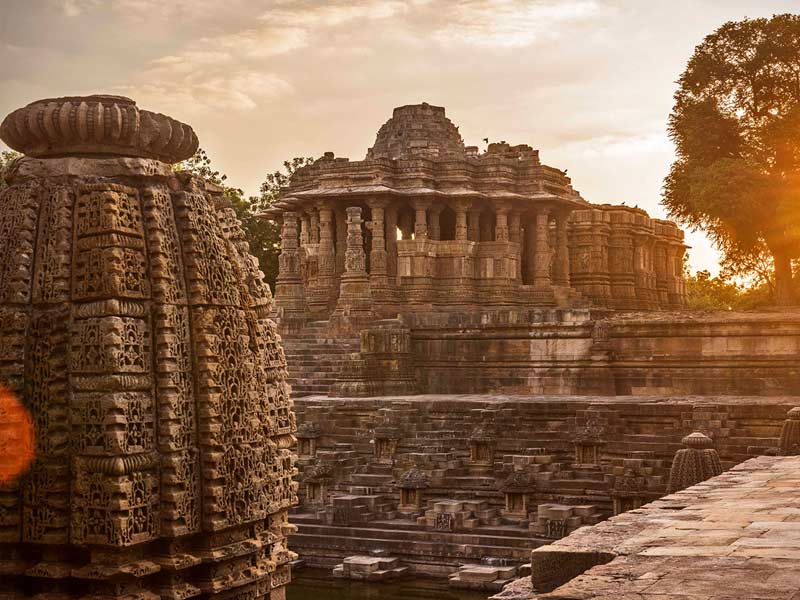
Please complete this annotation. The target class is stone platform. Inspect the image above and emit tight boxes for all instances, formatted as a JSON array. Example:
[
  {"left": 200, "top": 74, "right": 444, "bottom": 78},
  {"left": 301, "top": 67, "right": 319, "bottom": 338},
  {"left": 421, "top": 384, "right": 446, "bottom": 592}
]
[{"left": 494, "top": 455, "right": 800, "bottom": 599}]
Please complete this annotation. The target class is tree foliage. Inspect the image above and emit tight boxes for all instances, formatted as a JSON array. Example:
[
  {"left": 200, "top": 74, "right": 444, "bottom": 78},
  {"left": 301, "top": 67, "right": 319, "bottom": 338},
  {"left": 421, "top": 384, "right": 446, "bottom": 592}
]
[
  {"left": 663, "top": 14, "right": 800, "bottom": 305},
  {"left": 685, "top": 269, "right": 782, "bottom": 310},
  {"left": 175, "top": 149, "right": 313, "bottom": 292},
  {"left": 0, "top": 150, "right": 21, "bottom": 190}
]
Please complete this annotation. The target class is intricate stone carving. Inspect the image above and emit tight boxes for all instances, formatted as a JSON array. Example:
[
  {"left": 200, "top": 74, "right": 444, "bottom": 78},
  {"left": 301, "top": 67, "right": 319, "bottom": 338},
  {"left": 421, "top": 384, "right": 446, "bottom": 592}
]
[
  {"left": 0, "top": 95, "right": 296, "bottom": 599},
  {"left": 0, "top": 95, "right": 198, "bottom": 163},
  {"left": 667, "top": 432, "right": 723, "bottom": 493}
]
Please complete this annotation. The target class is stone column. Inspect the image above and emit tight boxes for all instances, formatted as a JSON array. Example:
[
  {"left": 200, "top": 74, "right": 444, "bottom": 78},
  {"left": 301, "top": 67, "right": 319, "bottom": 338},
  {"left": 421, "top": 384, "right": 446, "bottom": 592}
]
[
  {"left": 455, "top": 203, "right": 469, "bottom": 241},
  {"left": 429, "top": 205, "right": 444, "bottom": 241},
  {"left": 533, "top": 208, "right": 554, "bottom": 303},
  {"left": 333, "top": 206, "right": 373, "bottom": 320},
  {"left": 413, "top": 200, "right": 429, "bottom": 240},
  {"left": 335, "top": 206, "right": 347, "bottom": 275},
  {"left": 494, "top": 206, "right": 509, "bottom": 242},
  {"left": 367, "top": 198, "right": 390, "bottom": 302},
  {"left": 300, "top": 213, "right": 310, "bottom": 246},
  {"left": 386, "top": 205, "right": 398, "bottom": 282},
  {"left": 309, "top": 203, "right": 336, "bottom": 313},
  {"left": 275, "top": 211, "right": 307, "bottom": 320},
  {"left": 467, "top": 208, "right": 481, "bottom": 242},
  {"left": 309, "top": 208, "right": 320, "bottom": 243},
  {"left": 553, "top": 211, "right": 570, "bottom": 286},
  {"left": 509, "top": 211, "right": 521, "bottom": 243}
]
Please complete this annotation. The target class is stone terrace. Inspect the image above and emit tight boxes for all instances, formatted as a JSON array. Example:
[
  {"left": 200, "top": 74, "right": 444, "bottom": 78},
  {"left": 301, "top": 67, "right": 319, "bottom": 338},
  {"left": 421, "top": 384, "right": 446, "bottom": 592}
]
[{"left": 494, "top": 455, "right": 800, "bottom": 599}]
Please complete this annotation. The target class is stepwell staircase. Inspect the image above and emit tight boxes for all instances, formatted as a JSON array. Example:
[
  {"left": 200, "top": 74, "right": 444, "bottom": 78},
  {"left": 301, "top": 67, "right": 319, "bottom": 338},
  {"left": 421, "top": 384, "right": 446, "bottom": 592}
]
[{"left": 281, "top": 320, "right": 360, "bottom": 397}]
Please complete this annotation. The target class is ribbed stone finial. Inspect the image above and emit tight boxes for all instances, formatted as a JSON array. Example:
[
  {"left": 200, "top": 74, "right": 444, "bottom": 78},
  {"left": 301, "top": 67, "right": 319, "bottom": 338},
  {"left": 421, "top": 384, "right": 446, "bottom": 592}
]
[
  {"left": 667, "top": 432, "right": 722, "bottom": 493},
  {"left": 0, "top": 95, "right": 199, "bottom": 163},
  {"left": 778, "top": 407, "right": 800, "bottom": 455}
]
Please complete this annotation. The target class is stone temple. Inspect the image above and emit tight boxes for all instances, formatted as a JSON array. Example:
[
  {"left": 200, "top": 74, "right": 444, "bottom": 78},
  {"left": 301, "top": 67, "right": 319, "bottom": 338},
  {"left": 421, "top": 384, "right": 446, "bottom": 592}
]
[
  {"left": 266, "top": 102, "right": 687, "bottom": 324},
  {"left": 0, "top": 96, "right": 297, "bottom": 599},
  {"left": 261, "top": 103, "right": 800, "bottom": 594}
]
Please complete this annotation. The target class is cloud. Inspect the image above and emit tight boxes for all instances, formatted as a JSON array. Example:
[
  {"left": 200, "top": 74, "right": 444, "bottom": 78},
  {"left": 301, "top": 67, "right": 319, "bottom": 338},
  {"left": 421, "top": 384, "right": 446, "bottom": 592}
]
[
  {"left": 431, "top": 0, "right": 604, "bottom": 47},
  {"left": 50, "top": 0, "right": 100, "bottom": 17}
]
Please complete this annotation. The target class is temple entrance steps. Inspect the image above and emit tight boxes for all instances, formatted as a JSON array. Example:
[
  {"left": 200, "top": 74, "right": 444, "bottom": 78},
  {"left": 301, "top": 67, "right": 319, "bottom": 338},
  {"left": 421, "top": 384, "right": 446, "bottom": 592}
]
[
  {"left": 281, "top": 320, "right": 360, "bottom": 397},
  {"left": 288, "top": 520, "right": 549, "bottom": 575}
]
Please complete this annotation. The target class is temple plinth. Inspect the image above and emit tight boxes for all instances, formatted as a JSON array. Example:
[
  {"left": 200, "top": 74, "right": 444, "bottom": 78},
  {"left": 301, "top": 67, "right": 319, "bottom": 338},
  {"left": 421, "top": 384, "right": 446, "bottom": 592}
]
[{"left": 265, "top": 103, "right": 687, "bottom": 321}]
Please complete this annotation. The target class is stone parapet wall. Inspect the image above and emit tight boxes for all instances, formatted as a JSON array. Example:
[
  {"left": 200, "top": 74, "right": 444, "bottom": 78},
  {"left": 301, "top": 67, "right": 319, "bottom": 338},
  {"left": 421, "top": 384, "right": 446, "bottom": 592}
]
[{"left": 409, "top": 309, "right": 800, "bottom": 396}]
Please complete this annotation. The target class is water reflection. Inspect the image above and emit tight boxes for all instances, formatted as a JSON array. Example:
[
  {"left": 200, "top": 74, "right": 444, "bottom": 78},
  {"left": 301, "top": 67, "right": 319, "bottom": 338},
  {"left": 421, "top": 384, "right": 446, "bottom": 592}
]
[{"left": 288, "top": 568, "right": 490, "bottom": 600}]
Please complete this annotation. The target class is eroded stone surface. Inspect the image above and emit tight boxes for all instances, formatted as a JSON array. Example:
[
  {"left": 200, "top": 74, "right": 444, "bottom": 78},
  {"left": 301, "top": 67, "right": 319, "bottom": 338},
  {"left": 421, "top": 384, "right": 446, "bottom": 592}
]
[{"left": 496, "top": 455, "right": 800, "bottom": 599}]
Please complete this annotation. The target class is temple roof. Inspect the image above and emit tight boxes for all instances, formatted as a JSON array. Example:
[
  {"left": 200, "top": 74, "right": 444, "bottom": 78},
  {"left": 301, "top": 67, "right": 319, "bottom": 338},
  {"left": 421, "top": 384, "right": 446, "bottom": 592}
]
[{"left": 366, "top": 103, "right": 465, "bottom": 160}]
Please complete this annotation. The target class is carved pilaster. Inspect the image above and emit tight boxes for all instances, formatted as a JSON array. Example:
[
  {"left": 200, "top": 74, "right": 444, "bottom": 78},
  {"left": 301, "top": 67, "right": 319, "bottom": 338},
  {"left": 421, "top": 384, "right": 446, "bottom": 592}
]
[
  {"left": 275, "top": 211, "right": 306, "bottom": 320},
  {"left": 533, "top": 208, "right": 555, "bottom": 303},
  {"left": 554, "top": 211, "right": 570, "bottom": 287},
  {"left": 333, "top": 206, "right": 373, "bottom": 321},
  {"left": 367, "top": 199, "right": 390, "bottom": 303}
]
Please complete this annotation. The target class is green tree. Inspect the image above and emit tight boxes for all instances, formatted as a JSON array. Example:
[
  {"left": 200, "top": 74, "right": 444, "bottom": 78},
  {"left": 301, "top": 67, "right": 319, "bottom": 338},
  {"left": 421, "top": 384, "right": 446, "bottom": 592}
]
[
  {"left": 685, "top": 270, "right": 743, "bottom": 310},
  {"left": 663, "top": 14, "right": 800, "bottom": 305},
  {"left": 175, "top": 149, "right": 313, "bottom": 291},
  {"left": 0, "top": 150, "right": 21, "bottom": 190}
]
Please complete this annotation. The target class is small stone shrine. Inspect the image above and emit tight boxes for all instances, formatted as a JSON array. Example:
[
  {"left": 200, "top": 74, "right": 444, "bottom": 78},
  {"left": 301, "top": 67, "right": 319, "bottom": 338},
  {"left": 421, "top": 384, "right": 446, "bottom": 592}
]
[{"left": 0, "top": 95, "right": 297, "bottom": 599}]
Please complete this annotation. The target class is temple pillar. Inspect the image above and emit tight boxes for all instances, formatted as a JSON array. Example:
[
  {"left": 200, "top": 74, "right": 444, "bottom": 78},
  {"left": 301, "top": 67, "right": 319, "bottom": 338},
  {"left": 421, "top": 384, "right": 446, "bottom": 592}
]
[
  {"left": 554, "top": 211, "right": 570, "bottom": 287},
  {"left": 533, "top": 208, "right": 554, "bottom": 303},
  {"left": 367, "top": 198, "right": 390, "bottom": 303},
  {"left": 509, "top": 211, "right": 521, "bottom": 243},
  {"left": 494, "top": 206, "right": 509, "bottom": 242},
  {"left": 275, "top": 211, "right": 307, "bottom": 320},
  {"left": 386, "top": 204, "right": 398, "bottom": 282},
  {"left": 309, "top": 208, "right": 320, "bottom": 243},
  {"left": 510, "top": 211, "right": 522, "bottom": 280},
  {"left": 413, "top": 200, "right": 429, "bottom": 240},
  {"left": 333, "top": 206, "right": 373, "bottom": 321},
  {"left": 300, "top": 213, "right": 310, "bottom": 246},
  {"left": 309, "top": 203, "right": 336, "bottom": 313},
  {"left": 467, "top": 208, "right": 481, "bottom": 242},
  {"left": 429, "top": 205, "right": 444, "bottom": 241},
  {"left": 335, "top": 206, "right": 347, "bottom": 275},
  {"left": 455, "top": 201, "right": 469, "bottom": 241}
]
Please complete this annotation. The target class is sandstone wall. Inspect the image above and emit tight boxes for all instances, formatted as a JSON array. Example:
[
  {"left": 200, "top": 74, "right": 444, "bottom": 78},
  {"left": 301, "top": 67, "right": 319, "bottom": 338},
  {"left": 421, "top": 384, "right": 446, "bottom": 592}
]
[{"left": 409, "top": 310, "right": 800, "bottom": 396}]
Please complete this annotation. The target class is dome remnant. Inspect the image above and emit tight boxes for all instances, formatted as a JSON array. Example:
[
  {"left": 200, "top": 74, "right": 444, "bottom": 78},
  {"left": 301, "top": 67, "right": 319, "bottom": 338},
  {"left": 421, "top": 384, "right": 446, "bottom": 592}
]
[
  {"left": 366, "top": 102, "right": 465, "bottom": 160},
  {"left": 0, "top": 96, "right": 296, "bottom": 599}
]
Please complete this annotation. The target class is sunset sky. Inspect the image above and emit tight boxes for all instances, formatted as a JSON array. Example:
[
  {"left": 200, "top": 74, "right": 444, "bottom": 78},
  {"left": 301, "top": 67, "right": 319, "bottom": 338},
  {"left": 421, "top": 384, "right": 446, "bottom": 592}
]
[{"left": 2, "top": 0, "right": 797, "bottom": 274}]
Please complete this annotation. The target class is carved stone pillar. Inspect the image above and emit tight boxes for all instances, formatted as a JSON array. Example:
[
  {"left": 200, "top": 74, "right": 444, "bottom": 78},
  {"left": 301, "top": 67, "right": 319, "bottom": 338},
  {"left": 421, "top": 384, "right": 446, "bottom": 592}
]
[
  {"left": 413, "top": 200, "right": 429, "bottom": 240},
  {"left": 455, "top": 201, "right": 469, "bottom": 241},
  {"left": 300, "top": 213, "right": 310, "bottom": 246},
  {"left": 385, "top": 205, "right": 398, "bottom": 282},
  {"left": 367, "top": 198, "right": 390, "bottom": 302},
  {"left": 310, "top": 203, "right": 336, "bottom": 313},
  {"left": 494, "top": 207, "right": 509, "bottom": 242},
  {"left": 429, "top": 205, "right": 444, "bottom": 241},
  {"left": 533, "top": 208, "right": 554, "bottom": 303},
  {"left": 275, "top": 211, "right": 306, "bottom": 319},
  {"left": 509, "top": 211, "right": 521, "bottom": 243},
  {"left": 554, "top": 211, "right": 570, "bottom": 286},
  {"left": 510, "top": 211, "right": 522, "bottom": 280},
  {"left": 335, "top": 206, "right": 347, "bottom": 276},
  {"left": 309, "top": 208, "right": 320, "bottom": 243},
  {"left": 467, "top": 208, "right": 481, "bottom": 242},
  {"left": 333, "top": 206, "right": 373, "bottom": 320}
]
